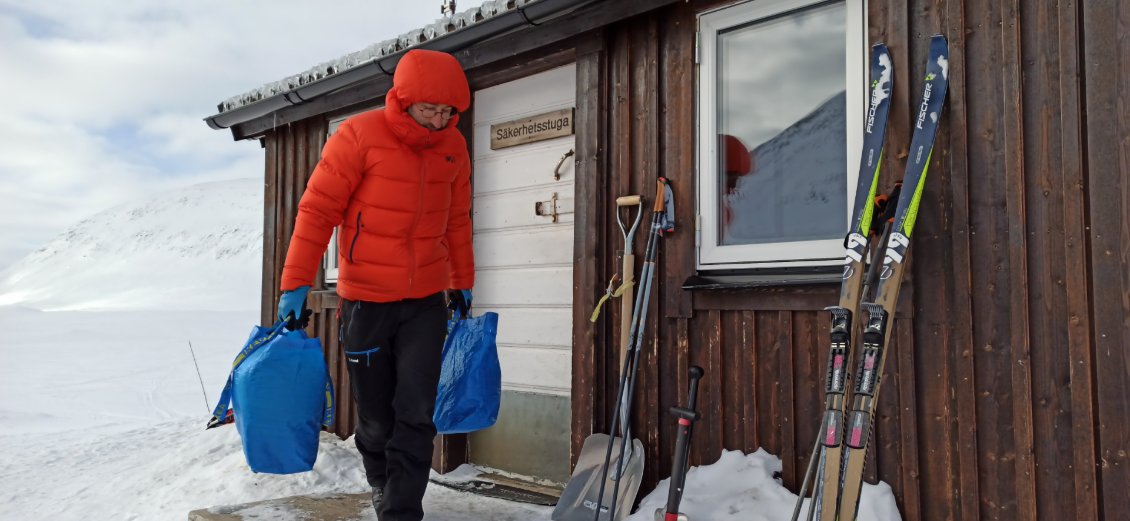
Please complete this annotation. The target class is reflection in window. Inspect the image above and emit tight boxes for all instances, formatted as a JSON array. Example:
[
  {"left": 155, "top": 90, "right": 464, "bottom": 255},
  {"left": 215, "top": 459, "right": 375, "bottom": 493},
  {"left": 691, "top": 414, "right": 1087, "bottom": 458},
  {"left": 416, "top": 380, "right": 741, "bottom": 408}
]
[{"left": 717, "top": 2, "right": 847, "bottom": 246}]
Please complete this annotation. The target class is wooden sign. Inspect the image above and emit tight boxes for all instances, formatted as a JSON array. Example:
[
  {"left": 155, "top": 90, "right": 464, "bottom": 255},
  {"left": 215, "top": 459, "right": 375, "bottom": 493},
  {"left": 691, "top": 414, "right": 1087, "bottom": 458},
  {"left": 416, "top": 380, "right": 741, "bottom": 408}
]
[{"left": 490, "top": 108, "right": 575, "bottom": 150}]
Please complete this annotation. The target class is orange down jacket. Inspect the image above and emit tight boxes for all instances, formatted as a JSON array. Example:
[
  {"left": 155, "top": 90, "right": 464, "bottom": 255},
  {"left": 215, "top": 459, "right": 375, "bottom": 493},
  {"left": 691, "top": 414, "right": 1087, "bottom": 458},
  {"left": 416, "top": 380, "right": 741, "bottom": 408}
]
[{"left": 280, "top": 49, "right": 474, "bottom": 302}]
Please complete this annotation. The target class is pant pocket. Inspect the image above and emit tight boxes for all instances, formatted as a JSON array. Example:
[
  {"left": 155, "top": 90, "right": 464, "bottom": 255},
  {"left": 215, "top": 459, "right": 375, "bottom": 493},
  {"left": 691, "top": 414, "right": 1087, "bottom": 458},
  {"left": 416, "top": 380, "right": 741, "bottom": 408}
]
[{"left": 344, "top": 346, "right": 381, "bottom": 367}]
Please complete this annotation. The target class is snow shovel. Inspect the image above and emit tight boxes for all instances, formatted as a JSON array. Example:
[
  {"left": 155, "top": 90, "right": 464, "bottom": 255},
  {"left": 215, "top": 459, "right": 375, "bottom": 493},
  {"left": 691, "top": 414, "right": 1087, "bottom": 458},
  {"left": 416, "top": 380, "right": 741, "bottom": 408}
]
[
  {"left": 553, "top": 180, "right": 674, "bottom": 521},
  {"left": 554, "top": 195, "right": 645, "bottom": 521},
  {"left": 613, "top": 195, "right": 643, "bottom": 440},
  {"left": 654, "top": 366, "right": 704, "bottom": 521}
]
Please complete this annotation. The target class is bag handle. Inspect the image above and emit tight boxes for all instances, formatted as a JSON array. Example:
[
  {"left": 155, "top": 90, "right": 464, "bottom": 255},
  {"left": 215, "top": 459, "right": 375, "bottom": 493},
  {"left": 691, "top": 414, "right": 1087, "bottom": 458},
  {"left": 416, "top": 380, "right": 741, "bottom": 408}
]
[
  {"left": 205, "top": 321, "right": 336, "bottom": 431},
  {"left": 321, "top": 368, "right": 336, "bottom": 430},
  {"left": 206, "top": 321, "right": 288, "bottom": 429}
]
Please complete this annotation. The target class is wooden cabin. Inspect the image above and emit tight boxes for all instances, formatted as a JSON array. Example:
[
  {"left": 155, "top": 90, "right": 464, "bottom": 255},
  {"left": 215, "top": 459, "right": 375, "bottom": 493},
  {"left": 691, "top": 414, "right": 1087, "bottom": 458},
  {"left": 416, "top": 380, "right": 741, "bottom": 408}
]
[{"left": 206, "top": 0, "right": 1129, "bottom": 519}]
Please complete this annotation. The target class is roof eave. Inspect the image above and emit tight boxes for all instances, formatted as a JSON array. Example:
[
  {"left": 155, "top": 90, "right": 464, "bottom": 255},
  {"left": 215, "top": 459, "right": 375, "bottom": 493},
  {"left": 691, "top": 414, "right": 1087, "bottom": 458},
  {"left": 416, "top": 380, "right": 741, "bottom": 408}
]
[{"left": 204, "top": 0, "right": 598, "bottom": 132}]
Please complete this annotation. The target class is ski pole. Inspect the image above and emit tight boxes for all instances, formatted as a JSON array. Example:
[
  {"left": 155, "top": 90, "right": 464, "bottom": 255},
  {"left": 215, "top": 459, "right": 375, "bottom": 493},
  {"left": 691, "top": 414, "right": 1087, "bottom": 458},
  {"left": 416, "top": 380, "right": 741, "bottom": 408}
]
[
  {"left": 595, "top": 179, "right": 670, "bottom": 521},
  {"left": 790, "top": 431, "right": 822, "bottom": 521}
]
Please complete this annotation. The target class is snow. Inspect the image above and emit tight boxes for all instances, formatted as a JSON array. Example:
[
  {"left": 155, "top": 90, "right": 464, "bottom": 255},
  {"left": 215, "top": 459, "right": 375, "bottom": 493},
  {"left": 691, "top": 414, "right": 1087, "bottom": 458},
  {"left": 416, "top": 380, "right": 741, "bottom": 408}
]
[
  {"left": 0, "top": 180, "right": 902, "bottom": 521},
  {"left": 0, "top": 179, "right": 263, "bottom": 312},
  {"left": 219, "top": 0, "right": 532, "bottom": 113},
  {"left": 627, "top": 450, "right": 899, "bottom": 521}
]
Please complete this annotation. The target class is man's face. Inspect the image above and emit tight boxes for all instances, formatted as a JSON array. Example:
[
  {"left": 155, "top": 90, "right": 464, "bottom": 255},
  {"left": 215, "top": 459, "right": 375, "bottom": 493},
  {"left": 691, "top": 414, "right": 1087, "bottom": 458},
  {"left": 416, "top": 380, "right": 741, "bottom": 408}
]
[{"left": 408, "top": 102, "right": 456, "bottom": 131}]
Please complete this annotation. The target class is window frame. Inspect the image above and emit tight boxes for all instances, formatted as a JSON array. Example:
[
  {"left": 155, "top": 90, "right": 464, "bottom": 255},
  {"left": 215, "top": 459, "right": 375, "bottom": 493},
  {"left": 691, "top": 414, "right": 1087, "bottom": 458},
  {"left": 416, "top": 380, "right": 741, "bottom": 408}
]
[{"left": 695, "top": 0, "right": 868, "bottom": 271}]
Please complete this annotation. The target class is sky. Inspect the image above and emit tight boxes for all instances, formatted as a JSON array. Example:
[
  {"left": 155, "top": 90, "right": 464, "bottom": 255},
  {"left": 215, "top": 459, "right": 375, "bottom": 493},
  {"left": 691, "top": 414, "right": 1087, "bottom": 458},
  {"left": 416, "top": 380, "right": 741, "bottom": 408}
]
[{"left": 0, "top": 0, "right": 487, "bottom": 271}]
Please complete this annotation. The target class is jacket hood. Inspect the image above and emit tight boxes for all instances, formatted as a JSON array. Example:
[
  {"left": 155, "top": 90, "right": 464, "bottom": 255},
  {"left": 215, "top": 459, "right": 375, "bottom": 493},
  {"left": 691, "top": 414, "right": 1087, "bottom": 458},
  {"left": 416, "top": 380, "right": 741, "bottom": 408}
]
[{"left": 391, "top": 49, "right": 471, "bottom": 111}]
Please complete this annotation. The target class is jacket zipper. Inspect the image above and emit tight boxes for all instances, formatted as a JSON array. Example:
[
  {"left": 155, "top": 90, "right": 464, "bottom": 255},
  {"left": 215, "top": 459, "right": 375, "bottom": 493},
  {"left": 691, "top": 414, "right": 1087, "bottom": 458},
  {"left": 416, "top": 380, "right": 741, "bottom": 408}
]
[
  {"left": 348, "top": 211, "right": 362, "bottom": 263},
  {"left": 408, "top": 142, "right": 428, "bottom": 293}
]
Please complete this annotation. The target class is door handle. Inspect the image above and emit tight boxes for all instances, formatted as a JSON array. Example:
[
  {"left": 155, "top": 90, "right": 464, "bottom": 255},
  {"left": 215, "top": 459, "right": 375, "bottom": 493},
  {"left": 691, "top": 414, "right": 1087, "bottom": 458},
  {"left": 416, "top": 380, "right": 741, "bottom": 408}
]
[{"left": 554, "top": 148, "right": 575, "bottom": 181}]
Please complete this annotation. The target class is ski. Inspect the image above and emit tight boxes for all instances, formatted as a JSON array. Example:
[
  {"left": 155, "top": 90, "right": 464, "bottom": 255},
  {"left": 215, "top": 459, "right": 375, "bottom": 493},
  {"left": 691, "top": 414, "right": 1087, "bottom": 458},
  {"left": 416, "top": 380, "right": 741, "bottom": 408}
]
[
  {"left": 791, "top": 41, "right": 895, "bottom": 521},
  {"left": 835, "top": 34, "right": 950, "bottom": 521}
]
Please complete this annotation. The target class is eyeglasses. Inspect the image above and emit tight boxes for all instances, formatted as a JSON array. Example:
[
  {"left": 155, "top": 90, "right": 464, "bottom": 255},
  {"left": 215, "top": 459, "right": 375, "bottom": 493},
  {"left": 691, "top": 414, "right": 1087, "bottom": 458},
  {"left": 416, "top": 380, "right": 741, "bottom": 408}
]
[{"left": 414, "top": 104, "right": 457, "bottom": 119}]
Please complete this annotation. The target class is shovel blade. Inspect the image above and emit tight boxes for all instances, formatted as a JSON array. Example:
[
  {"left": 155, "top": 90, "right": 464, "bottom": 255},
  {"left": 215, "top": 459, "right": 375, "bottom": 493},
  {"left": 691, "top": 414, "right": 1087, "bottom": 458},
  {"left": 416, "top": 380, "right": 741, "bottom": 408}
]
[{"left": 551, "top": 434, "right": 645, "bottom": 521}]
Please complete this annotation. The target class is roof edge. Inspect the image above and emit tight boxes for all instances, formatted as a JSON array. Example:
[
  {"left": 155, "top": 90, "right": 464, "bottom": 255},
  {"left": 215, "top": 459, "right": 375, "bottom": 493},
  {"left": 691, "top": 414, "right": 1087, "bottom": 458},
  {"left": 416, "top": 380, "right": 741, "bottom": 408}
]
[{"left": 204, "top": 0, "right": 595, "bottom": 131}]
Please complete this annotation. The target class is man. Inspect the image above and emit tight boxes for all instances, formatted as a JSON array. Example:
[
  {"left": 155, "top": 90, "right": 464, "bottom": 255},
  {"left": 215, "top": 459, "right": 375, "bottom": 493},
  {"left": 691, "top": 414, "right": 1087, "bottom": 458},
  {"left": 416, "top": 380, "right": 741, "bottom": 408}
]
[{"left": 275, "top": 49, "right": 475, "bottom": 521}]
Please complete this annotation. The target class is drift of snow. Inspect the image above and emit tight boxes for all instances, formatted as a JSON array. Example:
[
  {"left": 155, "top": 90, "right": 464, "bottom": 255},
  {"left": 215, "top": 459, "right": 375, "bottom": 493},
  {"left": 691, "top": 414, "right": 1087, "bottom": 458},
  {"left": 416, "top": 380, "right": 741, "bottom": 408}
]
[
  {"left": 628, "top": 449, "right": 899, "bottom": 521},
  {"left": 0, "top": 179, "right": 901, "bottom": 521}
]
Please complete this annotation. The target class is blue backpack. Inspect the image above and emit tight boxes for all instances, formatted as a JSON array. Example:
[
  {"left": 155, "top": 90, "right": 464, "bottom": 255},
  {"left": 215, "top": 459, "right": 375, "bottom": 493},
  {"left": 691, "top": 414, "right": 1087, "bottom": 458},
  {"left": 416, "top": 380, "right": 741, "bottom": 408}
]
[{"left": 208, "top": 322, "right": 334, "bottom": 474}]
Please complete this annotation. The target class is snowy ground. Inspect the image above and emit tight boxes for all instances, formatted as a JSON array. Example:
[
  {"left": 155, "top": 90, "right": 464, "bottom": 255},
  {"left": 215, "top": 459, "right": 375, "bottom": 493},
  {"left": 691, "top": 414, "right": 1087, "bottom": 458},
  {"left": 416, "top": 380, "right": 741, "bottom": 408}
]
[
  {"left": 0, "top": 308, "right": 554, "bottom": 521},
  {"left": 0, "top": 181, "right": 902, "bottom": 521},
  {"left": 0, "top": 307, "right": 901, "bottom": 521}
]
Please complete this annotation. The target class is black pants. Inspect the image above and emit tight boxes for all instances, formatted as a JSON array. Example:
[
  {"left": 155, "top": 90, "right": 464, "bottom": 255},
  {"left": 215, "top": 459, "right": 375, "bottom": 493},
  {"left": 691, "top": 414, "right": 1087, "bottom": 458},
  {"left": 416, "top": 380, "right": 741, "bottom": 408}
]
[{"left": 339, "top": 293, "right": 446, "bottom": 521}]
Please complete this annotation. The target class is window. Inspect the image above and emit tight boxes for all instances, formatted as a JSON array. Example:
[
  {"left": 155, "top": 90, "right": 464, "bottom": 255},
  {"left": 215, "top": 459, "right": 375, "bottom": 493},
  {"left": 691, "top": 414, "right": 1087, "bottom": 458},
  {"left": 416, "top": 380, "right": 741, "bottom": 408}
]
[
  {"left": 697, "top": 0, "right": 866, "bottom": 270},
  {"left": 322, "top": 108, "right": 378, "bottom": 284}
]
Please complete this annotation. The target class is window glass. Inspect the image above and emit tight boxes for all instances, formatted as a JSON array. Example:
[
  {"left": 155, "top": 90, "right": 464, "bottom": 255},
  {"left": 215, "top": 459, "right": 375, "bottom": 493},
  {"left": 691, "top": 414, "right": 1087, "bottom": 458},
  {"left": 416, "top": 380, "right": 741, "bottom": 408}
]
[{"left": 716, "top": 2, "right": 848, "bottom": 247}]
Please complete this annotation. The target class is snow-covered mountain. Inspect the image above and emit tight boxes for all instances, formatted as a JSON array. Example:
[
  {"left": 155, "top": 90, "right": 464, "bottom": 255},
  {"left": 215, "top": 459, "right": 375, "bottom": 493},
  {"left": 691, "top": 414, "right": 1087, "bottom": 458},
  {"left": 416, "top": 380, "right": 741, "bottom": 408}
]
[
  {"left": 724, "top": 91, "right": 848, "bottom": 245},
  {"left": 0, "top": 178, "right": 263, "bottom": 311}
]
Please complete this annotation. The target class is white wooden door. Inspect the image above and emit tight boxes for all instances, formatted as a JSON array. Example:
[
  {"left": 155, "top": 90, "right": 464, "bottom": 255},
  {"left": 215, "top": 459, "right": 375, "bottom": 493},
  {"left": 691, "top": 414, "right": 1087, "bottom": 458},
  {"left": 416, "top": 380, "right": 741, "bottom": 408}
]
[{"left": 470, "top": 64, "right": 576, "bottom": 483}]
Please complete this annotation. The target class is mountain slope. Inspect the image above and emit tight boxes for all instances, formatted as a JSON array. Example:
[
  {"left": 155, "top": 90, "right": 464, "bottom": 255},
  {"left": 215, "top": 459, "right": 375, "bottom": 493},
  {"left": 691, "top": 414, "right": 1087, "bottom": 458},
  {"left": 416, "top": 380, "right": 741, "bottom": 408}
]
[
  {"left": 0, "top": 178, "right": 264, "bottom": 311},
  {"left": 724, "top": 91, "right": 848, "bottom": 245}
]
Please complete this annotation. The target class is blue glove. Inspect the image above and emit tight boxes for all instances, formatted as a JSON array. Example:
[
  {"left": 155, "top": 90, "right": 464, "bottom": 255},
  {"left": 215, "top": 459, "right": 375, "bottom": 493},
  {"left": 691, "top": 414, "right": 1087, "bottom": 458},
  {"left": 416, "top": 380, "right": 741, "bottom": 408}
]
[
  {"left": 278, "top": 285, "right": 310, "bottom": 322},
  {"left": 446, "top": 289, "right": 472, "bottom": 317}
]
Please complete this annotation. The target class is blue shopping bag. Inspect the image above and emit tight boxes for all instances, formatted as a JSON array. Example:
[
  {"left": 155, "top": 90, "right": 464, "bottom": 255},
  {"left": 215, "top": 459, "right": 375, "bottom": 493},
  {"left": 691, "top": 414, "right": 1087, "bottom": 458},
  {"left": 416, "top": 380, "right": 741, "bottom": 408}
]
[
  {"left": 434, "top": 310, "right": 501, "bottom": 434},
  {"left": 207, "top": 321, "right": 335, "bottom": 474}
]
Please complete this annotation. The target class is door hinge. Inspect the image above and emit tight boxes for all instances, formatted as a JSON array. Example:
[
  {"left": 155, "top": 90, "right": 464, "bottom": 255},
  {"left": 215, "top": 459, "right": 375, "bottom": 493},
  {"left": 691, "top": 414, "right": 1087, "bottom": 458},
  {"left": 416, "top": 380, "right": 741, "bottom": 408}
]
[
  {"left": 694, "top": 30, "right": 701, "bottom": 64},
  {"left": 695, "top": 214, "right": 702, "bottom": 248}
]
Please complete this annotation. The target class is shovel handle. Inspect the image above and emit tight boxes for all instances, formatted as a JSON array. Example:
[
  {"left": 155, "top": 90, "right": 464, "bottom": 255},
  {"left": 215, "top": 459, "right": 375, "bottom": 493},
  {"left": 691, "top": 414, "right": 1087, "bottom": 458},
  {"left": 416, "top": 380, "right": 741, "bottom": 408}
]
[{"left": 617, "top": 195, "right": 642, "bottom": 206}]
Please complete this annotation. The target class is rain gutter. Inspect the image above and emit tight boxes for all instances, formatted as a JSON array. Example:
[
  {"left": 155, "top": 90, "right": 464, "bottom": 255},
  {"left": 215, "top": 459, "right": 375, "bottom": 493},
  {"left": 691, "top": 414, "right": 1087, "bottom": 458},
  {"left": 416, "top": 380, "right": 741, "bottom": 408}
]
[{"left": 204, "top": 0, "right": 598, "bottom": 131}]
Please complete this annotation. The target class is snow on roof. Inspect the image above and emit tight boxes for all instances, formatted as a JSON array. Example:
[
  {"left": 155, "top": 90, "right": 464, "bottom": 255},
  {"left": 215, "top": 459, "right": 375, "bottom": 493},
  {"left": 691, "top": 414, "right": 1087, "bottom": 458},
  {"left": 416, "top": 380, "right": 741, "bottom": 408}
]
[{"left": 218, "top": 0, "right": 530, "bottom": 113}]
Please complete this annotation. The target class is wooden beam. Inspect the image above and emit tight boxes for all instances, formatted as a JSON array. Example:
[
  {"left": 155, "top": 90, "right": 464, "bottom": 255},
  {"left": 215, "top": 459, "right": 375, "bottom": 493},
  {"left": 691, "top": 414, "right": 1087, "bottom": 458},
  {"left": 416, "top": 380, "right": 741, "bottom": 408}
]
[
  {"left": 1055, "top": 0, "right": 1099, "bottom": 519},
  {"left": 570, "top": 38, "right": 609, "bottom": 467},
  {"left": 1081, "top": 1, "right": 1130, "bottom": 519}
]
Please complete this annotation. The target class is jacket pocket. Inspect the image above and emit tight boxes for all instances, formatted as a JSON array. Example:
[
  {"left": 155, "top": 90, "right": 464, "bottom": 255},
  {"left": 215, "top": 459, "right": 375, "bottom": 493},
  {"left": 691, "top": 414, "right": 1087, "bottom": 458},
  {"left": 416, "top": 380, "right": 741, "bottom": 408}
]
[{"left": 347, "top": 211, "right": 362, "bottom": 264}]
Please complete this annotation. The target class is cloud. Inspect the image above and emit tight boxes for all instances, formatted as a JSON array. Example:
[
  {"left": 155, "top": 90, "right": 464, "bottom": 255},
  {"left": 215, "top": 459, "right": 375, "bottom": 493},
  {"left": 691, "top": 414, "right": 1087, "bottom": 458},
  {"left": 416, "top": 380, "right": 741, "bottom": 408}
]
[
  {"left": 717, "top": 1, "right": 847, "bottom": 148},
  {"left": 0, "top": 0, "right": 479, "bottom": 269}
]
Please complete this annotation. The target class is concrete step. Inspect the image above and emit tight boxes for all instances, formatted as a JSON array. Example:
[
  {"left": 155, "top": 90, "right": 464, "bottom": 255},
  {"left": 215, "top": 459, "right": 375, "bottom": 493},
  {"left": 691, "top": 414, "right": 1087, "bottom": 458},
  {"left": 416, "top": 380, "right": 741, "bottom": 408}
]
[
  {"left": 188, "top": 469, "right": 561, "bottom": 520},
  {"left": 188, "top": 492, "right": 372, "bottom": 521}
]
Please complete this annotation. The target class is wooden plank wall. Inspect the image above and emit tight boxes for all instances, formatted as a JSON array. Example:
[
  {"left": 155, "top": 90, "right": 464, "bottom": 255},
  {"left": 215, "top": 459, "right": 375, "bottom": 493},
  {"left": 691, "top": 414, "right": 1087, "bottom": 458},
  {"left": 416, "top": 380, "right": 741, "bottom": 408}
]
[
  {"left": 253, "top": 0, "right": 1128, "bottom": 518},
  {"left": 261, "top": 118, "right": 363, "bottom": 439},
  {"left": 1080, "top": 1, "right": 1130, "bottom": 520},
  {"left": 579, "top": 1, "right": 1129, "bottom": 520}
]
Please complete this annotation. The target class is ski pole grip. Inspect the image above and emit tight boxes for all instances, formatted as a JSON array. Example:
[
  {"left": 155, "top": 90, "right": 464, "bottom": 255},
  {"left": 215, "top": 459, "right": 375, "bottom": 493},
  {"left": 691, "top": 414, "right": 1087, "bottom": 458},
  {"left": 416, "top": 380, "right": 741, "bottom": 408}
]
[
  {"left": 653, "top": 178, "right": 668, "bottom": 212},
  {"left": 669, "top": 406, "right": 700, "bottom": 422},
  {"left": 616, "top": 195, "right": 641, "bottom": 206}
]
